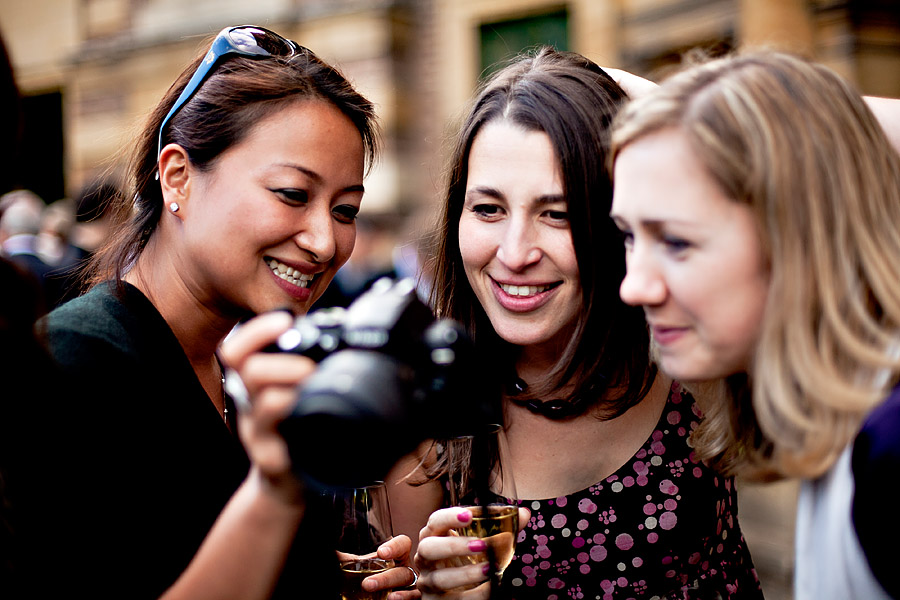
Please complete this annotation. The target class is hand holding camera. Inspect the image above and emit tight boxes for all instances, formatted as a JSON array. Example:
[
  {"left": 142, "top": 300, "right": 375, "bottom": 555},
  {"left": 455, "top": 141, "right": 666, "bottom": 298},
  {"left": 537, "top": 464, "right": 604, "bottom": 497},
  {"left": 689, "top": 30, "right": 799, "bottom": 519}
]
[{"left": 269, "top": 277, "right": 500, "bottom": 490}]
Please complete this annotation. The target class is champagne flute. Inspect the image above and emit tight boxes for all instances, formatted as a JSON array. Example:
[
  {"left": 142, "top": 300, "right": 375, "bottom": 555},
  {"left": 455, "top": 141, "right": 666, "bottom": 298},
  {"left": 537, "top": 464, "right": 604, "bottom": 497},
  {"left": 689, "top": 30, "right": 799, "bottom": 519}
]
[
  {"left": 326, "top": 481, "right": 395, "bottom": 600},
  {"left": 445, "top": 424, "right": 519, "bottom": 583}
]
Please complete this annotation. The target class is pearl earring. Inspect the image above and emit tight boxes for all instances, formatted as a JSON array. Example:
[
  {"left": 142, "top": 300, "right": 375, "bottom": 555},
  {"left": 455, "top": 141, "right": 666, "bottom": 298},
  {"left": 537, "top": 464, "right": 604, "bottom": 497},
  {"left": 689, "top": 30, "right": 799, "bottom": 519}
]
[{"left": 169, "top": 202, "right": 180, "bottom": 213}]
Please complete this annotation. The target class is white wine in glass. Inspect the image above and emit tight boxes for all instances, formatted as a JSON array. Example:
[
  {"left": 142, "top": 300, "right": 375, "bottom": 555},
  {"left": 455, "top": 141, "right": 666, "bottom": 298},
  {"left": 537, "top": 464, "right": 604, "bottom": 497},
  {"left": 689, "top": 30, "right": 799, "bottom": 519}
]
[
  {"left": 326, "top": 482, "right": 395, "bottom": 600},
  {"left": 446, "top": 424, "right": 519, "bottom": 581},
  {"left": 339, "top": 558, "right": 393, "bottom": 600},
  {"left": 456, "top": 504, "right": 518, "bottom": 577}
]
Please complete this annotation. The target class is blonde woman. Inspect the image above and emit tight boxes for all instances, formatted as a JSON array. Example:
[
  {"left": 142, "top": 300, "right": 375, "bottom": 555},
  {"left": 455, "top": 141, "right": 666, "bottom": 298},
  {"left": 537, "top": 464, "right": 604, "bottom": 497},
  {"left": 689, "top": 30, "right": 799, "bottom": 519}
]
[{"left": 609, "top": 50, "right": 900, "bottom": 599}]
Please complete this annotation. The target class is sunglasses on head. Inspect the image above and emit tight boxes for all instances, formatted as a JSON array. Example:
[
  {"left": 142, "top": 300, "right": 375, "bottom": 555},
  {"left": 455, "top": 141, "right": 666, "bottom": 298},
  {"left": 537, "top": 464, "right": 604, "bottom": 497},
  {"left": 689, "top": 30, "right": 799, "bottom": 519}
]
[{"left": 157, "top": 25, "right": 305, "bottom": 159}]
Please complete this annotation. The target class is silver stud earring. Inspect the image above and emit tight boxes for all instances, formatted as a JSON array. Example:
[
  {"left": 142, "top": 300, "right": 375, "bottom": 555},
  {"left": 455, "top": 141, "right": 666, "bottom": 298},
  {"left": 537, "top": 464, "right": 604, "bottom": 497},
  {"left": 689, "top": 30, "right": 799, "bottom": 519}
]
[{"left": 169, "top": 202, "right": 180, "bottom": 213}]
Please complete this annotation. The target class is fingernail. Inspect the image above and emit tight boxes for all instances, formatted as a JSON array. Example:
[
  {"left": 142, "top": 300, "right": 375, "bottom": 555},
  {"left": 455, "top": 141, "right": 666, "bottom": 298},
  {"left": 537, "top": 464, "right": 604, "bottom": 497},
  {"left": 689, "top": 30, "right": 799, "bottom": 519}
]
[
  {"left": 482, "top": 564, "right": 491, "bottom": 575},
  {"left": 468, "top": 539, "right": 487, "bottom": 552},
  {"left": 457, "top": 509, "right": 472, "bottom": 523}
]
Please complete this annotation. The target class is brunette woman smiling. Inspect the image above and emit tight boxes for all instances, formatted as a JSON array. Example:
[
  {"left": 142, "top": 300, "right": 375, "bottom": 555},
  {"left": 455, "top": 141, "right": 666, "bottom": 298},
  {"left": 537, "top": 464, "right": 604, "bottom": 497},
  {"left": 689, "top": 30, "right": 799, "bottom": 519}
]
[{"left": 36, "top": 25, "right": 414, "bottom": 600}]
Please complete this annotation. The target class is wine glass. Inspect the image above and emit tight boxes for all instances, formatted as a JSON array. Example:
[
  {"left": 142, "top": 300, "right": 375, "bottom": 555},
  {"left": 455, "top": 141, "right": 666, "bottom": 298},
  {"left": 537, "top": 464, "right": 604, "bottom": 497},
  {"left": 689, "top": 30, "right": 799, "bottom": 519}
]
[
  {"left": 326, "top": 481, "right": 395, "bottom": 600},
  {"left": 445, "top": 424, "right": 519, "bottom": 584}
]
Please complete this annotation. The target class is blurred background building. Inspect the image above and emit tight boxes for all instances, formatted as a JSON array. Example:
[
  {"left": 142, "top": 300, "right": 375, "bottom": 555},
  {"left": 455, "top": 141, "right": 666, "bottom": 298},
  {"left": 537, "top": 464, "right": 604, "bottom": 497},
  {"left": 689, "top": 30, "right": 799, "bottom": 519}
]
[{"left": 2, "top": 1, "right": 899, "bottom": 596}]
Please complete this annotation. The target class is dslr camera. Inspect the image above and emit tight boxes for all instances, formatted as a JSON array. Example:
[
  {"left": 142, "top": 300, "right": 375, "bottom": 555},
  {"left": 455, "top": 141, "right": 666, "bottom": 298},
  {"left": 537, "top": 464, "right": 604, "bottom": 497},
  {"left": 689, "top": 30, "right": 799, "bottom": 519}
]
[{"left": 272, "top": 277, "right": 499, "bottom": 489}]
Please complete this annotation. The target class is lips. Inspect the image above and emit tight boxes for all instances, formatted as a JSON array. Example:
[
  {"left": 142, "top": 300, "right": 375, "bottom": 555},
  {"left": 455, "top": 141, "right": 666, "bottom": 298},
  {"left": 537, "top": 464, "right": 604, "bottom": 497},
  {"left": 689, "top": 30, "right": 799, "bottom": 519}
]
[
  {"left": 497, "top": 282, "right": 553, "bottom": 297},
  {"left": 650, "top": 324, "right": 689, "bottom": 346},
  {"left": 266, "top": 257, "right": 315, "bottom": 288},
  {"left": 491, "top": 278, "right": 560, "bottom": 312},
  {"left": 266, "top": 257, "right": 318, "bottom": 301}
]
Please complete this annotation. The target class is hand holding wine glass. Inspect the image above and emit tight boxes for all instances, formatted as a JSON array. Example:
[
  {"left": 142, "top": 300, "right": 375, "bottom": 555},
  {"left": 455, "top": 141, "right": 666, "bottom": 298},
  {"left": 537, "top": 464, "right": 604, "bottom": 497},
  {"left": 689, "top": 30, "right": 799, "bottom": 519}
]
[
  {"left": 445, "top": 425, "right": 519, "bottom": 583},
  {"left": 414, "top": 425, "right": 530, "bottom": 597},
  {"left": 326, "top": 482, "right": 418, "bottom": 600}
]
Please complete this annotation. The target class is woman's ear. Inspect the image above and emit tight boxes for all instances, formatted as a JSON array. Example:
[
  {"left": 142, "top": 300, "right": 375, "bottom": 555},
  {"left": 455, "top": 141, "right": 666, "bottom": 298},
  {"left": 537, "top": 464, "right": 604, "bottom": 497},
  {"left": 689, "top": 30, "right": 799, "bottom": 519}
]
[{"left": 158, "top": 143, "right": 191, "bottom": 216}]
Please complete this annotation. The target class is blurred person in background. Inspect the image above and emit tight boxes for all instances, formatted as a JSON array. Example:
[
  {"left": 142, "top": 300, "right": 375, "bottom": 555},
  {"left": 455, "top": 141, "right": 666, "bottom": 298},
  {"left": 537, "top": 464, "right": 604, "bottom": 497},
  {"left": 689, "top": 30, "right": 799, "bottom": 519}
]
[
  {"left": 0, "top": 189, "right": 54, "bottom": 308},
  {"left": 314, "top": 211, "right": 400, "bottom": 308},
  {"left": 70, "top": 175, "right": 121, "bottom": 259},
  {"left": 36, "top": 197, "right": 86, "bottom": 307}
]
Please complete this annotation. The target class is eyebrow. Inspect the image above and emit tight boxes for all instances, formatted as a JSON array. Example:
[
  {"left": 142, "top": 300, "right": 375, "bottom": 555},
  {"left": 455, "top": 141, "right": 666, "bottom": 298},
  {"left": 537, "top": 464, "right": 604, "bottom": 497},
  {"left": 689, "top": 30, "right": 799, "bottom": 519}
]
[
  {"left": 276, "top": 162, "right": 365, "bottom": 194},
  {"left": 465, "top": 185, "right": 565, "bottom": 204},
  {"left": 610, "top": 214, "right": 698, "bottom": 232}
]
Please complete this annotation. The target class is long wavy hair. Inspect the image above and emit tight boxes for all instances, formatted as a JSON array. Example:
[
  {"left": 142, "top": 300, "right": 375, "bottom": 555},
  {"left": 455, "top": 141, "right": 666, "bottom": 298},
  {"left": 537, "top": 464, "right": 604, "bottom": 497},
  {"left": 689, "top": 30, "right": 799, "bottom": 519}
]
[
  {"left": 428, "top": 46, "right": 656, "bottom": 420},
  {"left": 612, "top": 50, "right": 900, "bottom": 478},
  {"left": 82, "top": 29, "right": 378, "bottom": 291}
]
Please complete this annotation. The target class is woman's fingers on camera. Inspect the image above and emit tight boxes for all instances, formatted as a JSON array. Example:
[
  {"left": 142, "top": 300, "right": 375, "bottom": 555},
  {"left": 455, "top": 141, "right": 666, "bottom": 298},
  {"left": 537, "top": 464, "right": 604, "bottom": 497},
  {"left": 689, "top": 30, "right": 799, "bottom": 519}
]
[
  {"left": 239, "top": 352, "right": 315, "bottom": 400},
  {"left": 220, "top": 311, "right": 293, "bottom": 369}
]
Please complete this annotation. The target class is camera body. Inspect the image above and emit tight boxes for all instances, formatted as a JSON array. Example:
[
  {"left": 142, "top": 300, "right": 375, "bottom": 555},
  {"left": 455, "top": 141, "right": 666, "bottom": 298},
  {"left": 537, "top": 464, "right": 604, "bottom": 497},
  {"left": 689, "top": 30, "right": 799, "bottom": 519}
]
[{"left": 274, "top": 278, "right": 499, "bottom": 489}]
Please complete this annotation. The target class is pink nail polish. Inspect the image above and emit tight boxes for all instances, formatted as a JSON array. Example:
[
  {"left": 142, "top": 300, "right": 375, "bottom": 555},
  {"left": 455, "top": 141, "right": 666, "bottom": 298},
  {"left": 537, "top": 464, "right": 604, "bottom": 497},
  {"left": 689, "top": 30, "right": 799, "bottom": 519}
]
[
  {"left": 457, "top": 509, "right": 472, "bottom": 523},
  {"left": 468, "top": 539, "right": 487, "bottom": 552},
  {"left": 482, "top": 564, "right": 491, "bottom": 575}
]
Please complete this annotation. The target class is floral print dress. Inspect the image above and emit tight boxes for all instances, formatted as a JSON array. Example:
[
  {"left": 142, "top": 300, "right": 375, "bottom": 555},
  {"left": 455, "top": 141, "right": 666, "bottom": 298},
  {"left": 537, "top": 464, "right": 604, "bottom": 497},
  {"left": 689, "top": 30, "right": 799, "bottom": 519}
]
[{"left": 499, "top": 382, "right": 763, "bottom": 600}]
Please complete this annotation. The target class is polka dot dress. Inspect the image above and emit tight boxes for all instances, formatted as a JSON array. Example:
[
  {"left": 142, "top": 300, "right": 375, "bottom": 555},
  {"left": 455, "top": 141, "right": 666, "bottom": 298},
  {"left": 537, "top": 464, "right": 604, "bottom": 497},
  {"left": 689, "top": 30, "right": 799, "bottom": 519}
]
[{"left": 499, "top": 382, "right": 763, "bottom": 599}]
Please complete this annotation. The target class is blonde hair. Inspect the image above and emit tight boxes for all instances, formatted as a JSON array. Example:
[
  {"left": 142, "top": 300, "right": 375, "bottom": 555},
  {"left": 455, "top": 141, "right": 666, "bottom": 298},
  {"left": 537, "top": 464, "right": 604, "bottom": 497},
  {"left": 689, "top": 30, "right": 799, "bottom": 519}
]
[{"left": 612, "top": 50, "right": 900, "bottom": 479}]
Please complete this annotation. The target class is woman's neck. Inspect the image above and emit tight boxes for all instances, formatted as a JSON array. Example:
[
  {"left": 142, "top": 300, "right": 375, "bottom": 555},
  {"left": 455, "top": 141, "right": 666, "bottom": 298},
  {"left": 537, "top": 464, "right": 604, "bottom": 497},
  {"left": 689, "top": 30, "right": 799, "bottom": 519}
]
[
  {"left": 514, "top": 344, "right": 565, "bottom": 384},
  {"left": 124, "top": 243, "right": 238, "bottom": 415},
  {"left": 504, "top": 371, "right": 672, "bottom": 499}
]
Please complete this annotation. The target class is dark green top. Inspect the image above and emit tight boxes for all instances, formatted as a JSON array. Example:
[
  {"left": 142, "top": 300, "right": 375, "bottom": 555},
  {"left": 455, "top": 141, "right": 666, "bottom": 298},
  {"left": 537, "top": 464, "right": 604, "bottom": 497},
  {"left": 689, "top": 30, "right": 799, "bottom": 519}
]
[{"left": 40, "top": 281, "right": 251, "bottom": 598}]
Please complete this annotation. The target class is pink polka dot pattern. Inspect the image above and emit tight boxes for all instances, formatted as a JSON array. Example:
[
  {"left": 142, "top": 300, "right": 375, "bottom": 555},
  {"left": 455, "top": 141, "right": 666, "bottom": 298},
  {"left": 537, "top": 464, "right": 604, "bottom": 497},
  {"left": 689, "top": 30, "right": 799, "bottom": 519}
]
[{"left": 499, "top": 382, "right": 762, "bottom": 599}]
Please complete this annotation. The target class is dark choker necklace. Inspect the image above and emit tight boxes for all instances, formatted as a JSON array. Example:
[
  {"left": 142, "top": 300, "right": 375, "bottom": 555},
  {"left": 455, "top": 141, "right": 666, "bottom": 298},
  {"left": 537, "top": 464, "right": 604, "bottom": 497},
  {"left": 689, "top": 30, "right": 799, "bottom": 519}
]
[{"left": 507, "top": 377, "right": 591, "bottom": 420}]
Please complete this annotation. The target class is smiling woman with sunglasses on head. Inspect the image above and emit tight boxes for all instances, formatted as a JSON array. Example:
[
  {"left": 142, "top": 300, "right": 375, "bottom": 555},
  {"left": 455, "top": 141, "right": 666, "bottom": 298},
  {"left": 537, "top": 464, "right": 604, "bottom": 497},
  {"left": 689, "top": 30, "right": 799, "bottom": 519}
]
[{"left": 34, "top": 25, "right": 415, "bottom": 599}]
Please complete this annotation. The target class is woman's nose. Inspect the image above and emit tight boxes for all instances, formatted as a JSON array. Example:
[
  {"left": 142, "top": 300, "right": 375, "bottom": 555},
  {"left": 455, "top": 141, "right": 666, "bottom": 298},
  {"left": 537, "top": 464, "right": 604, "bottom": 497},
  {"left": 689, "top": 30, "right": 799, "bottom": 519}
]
[
  {"left": 619, "top": 247, "right": 666, "bottom": 307},
  {"left": 496, "top": 220, "right": 541, "bottom": 271},
  {"left": 293, "top": 205, "right": 336, "bottom": 262}
]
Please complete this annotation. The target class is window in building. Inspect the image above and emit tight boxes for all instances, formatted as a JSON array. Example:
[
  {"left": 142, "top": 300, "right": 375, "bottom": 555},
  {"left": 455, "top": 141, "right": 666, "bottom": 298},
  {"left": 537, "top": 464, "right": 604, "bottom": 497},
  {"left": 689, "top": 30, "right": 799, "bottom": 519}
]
[
  {"left": 479, "top": 8, "right": 568, "bottom": 81},
  {"left": 81, "top": 0, "right": 131, "bottom": 39}
]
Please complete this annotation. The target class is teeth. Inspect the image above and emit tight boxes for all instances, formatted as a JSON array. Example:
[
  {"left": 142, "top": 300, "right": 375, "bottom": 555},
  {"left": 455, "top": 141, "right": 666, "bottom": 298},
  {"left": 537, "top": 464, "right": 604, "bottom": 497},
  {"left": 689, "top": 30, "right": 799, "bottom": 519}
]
[
  {"left": 499, "top": 283, "right": 551, "bottom": 297},
  {"left": 266, "top": 258, "right": 314, "bottom": 288}
]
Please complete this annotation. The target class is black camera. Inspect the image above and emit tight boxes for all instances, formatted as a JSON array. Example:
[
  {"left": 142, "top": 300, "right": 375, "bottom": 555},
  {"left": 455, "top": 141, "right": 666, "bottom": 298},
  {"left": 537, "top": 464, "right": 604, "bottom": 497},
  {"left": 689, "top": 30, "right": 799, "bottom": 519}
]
[{"left": 273, "top": 278, "right": 500, "bottom": 490}]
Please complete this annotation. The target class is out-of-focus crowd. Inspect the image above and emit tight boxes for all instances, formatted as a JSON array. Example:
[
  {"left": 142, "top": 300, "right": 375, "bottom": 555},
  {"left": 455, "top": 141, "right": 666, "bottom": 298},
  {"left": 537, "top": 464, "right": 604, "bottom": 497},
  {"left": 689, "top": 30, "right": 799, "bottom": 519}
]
[{"left": 0, "top": 180, "right": 118, "bottom": 314}]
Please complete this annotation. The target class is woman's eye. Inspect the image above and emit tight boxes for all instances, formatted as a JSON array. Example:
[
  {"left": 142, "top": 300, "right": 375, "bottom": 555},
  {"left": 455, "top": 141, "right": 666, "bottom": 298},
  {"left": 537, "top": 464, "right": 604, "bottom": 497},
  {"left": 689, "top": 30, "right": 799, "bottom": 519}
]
[
  {"left": 332, "top": 205, "right": 359, "bottom": 224},
  {"left": 546, "top": 210, "right": 569, "bottom": 222},
  {"left": 620, "top": 230, "right": 634, "bottom": 249},
  {"left": 275, "top": 189, "right": 309, "bottom": 205},
  {"left": 472, "top": 204, "right": 502, "bottom": 218},
  {"left": 663, "top": 236, "right": 691, "bottom": 253}
]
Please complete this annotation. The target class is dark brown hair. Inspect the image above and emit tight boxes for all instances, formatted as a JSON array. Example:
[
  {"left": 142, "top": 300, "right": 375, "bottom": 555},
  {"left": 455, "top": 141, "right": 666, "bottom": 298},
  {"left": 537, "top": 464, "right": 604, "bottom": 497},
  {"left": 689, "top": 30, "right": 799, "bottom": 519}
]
[
  {"left": 84, "top": 33, "right": 378, "bottom": 290},
  {"left": 429, "top": 47, "right": 655, "bottom": 419}
]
